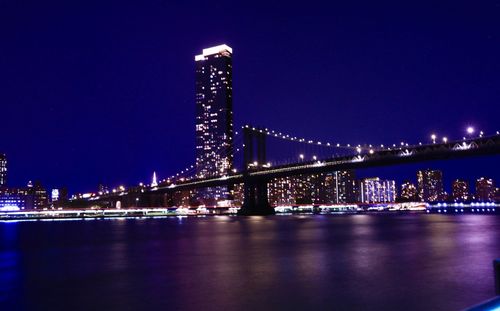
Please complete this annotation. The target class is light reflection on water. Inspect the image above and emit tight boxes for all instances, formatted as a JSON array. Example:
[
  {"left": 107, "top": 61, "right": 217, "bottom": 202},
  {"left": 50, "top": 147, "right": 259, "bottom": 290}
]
[{"left": 0, "top": 214, "right": 499, "bottom": 311}]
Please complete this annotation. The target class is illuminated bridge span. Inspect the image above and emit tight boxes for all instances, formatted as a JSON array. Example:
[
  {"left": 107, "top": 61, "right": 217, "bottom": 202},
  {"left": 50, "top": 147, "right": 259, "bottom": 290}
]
[{"left": 73, "top": 130, "right": 500, "bottom": 215}]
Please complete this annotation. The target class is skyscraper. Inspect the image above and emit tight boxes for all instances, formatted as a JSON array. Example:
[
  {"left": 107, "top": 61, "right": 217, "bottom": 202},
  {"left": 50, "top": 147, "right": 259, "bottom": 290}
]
[
  {"left": 417, "top": 169, "right": 444, "bottom": 202},
  {"left": 194, "top": 45, "right": 234, "bottom": 203},
  {"left": 0, "top": 153, "right": 6, "bottom": 186}
]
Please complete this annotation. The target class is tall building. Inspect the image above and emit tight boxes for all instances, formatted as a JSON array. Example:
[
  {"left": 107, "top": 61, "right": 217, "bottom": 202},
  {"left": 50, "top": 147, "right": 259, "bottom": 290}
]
[
  {"left": 452, "top": 179, "right": 470, "bottom": 202},
  {"left": 475, "top": 177, "right": 495, "bottom": 202},
  {"left": 417, "top": 169, "right": 444, "bottom": 202},
  {"left": 194, "top": 45, "right": 234, "bottom": 203},
  {"left": 0, "top": 153, "right": 6, "bottom": 186},
  {"left": 359, "top": 178, "right": 396, "bottom": 203},
  {"left": 400, "top": 181, "right": 417, "bottom": 201},
  {"left": 329, "top": 170, "right": 357, "bottom": 203}
]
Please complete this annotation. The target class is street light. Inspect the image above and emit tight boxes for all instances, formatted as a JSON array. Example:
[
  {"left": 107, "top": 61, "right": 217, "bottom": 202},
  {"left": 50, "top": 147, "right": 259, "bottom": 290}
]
[
  {"left": 442, "top": 137, "right": 448, "bottom": 143},
  {"left": 312, "top": 155, "right": 317, "bottom": 161},
  {"left": 299, "top": 154, "right": 304, "bottom": 161},
  {"left": 466, "top": 126, "right": 474, "bottom": 135},
  {"left": 431, "top": 134, "right": 436, "bottom": 144}
]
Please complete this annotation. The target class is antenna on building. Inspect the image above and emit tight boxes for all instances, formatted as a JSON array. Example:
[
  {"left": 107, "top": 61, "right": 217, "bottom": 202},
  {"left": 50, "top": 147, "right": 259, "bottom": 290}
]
[{"left": 152, "top": 172, "right": 158, "bottom": 187}]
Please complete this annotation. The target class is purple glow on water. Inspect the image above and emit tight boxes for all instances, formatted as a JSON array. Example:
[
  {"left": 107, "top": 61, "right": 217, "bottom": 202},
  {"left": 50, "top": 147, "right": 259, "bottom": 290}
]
[{"left": 0, "top": 215, "right": 499, "bottom": 310}]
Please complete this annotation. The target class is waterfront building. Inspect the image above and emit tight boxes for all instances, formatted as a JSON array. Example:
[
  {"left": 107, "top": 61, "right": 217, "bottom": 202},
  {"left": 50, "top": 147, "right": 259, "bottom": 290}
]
[
  {"left": 328, "top": 170, "right": 357, "bottom": 203},
  {"left": 417, "top": 169, "right": 444, "bottom": 202},
  {"left": 0, "top": 193, "right": 25, "bottom": 210},
  {"left": 0, "top": 153, "right": 6, "bottom": 186},
  {"left": 194, "top": 44, "right": 234, "bottom": 204},
  {"left": 475, "top": 177, "right": 495, "bottom": 202},
  {"left": 303, "top": 173, "right": 330, "bottom": 204},
  {"left": 268, "top": 176, "right": 297, "bottom": 206},
  {"left": 267, "top": 174, "right": 331, "bottom": 205},
  {"left": 167, "top": 190, "right": 196, "bottom": 207},
  {"left": 359, "top": 178, "right": 396, "bottom": 203},
  {"left": 28, "top": 181, "right": 48, "bottom": 209},
  {"left": 51, "top": 189, "right": 60, "bottom": 202},
  {"left": 0, "top": 186, "right": 30, "bottom": 210},
  {"left": 452, "top": 179, "right": 470, "bottom": 202},
  {"left": 231, "top": 183, "right": 244, "bottom": 207},
  {"left": 400, "top": 181, "right": 417, "bottom": 201}
]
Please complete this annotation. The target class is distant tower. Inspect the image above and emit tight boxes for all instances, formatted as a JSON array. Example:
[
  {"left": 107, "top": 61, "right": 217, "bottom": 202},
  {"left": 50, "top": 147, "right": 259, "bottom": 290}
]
[
  {"left": 152, "top": 171, "right": 158, "bottom": 187},
  {"left": 194, "top": 44, "right": 234, "bottom": 203},
  {"left": 0, "top": 153, "right": 7, "bottom": 186}
]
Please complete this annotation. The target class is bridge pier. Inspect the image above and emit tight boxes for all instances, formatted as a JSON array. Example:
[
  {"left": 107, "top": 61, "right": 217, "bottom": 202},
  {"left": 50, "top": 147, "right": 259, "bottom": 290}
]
[
  {"left": 238, "top": 180, "right": 274, "bottom": 215},
  {"left": 238, "top": 126, "right": 274, "bottom": 215}
]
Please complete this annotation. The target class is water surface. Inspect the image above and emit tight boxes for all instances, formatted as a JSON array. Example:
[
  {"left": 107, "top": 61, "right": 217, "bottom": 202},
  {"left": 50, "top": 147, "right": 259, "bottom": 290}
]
[{"left": 1, "top": 214, "right": 499, "bottom": 310}]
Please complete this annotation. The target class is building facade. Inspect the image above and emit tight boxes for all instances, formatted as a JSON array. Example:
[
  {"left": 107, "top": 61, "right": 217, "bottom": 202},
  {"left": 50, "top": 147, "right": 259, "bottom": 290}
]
[
  {"left": 194, "top": 45, "right": 234, "bottom": 203},
  {"left": 417, "top": 169, "right": 444, "bottom": 202},
  {"left": 359, "top": 178, "right": 396, "bottom": 203},
  {"left": 475, "top": 177, "right": 495, "bottom": 202},
  {"left": 400, "top": 181, "right": 417, "bottom": 201},
  {"left": 452, "top": 179, "right": 470, "bottom": 202},
  {"left": 329, "top": 170, "right": 357, "bottom": 203}
]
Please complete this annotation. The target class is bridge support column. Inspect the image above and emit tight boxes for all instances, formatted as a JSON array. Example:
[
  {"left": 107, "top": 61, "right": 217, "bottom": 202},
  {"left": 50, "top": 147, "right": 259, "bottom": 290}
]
[
  {"left": 239, "top": 180, "right": 274, "bottom": 215},
  {"left": 239, "top": 126, "right": 274, "bottom": 215}
]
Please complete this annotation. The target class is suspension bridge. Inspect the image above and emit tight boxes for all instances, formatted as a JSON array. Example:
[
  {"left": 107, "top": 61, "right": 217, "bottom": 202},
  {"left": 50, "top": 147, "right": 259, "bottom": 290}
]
[{"left": 67, "top": 125, "right": 500, "bottom": 215}]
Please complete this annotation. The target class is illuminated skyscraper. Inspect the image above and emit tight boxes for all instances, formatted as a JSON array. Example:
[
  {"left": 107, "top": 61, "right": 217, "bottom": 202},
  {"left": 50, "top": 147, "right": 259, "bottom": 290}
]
[
  {"left": 452, "top": 179, "right": 469, "bottom": 202},
  {"left": 194, "top": 45, "right": 234, "bottom": 202},
  {"left": 0, "top": 153, "right": 6, "bottom": 186},
  {"left": 475, "top": 177, "right": 495, "bottom": 202},
  {"left": 417, "top": 169, "right": 444, "bottom": 202}
]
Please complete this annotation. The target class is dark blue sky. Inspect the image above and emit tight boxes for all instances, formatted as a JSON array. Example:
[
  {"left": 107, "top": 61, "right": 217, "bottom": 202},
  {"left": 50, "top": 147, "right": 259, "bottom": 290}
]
[{"left": 1, "top": 0, "right": 499, "bottom": 193}]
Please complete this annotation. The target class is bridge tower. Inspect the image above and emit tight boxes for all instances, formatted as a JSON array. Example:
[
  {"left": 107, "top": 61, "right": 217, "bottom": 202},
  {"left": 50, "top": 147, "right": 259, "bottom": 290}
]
[{"left": 239, "top": 127, "right": 275, "bottom": 215}]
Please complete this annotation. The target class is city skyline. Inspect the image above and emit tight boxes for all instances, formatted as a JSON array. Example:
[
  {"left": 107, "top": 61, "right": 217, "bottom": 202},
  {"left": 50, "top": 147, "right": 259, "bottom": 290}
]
[
  {"left": 1, "top": 1, "right": 500, "bottom": 193},
  {"left": 2, "top": 3, "right": 500, "bottom": 311}
]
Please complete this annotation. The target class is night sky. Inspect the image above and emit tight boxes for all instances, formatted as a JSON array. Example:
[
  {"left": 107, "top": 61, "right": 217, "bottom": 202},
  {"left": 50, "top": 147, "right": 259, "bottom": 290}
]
[{"left": 1, "top": 1, "right": 499, "bottom": 194}]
